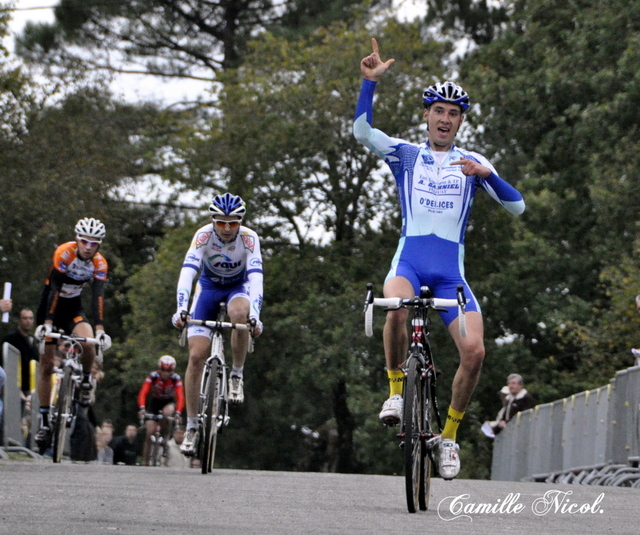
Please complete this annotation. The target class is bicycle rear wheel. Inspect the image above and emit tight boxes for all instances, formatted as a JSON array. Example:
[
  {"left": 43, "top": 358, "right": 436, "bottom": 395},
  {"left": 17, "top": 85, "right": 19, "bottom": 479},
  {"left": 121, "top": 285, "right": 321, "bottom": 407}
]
[
  {"left": 200, "top": 360, "right": 221, "bottom": 474},
  {"left": 402, "top": 354, "right": 424, "bottom": 513},
  {"left": 52, "top": 367, "right": 74, "bottom": 463}
]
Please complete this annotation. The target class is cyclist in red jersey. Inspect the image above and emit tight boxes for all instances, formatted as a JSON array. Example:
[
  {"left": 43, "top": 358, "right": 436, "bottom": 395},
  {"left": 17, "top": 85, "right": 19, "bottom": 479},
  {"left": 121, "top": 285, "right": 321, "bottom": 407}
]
[
  {"left": 34, "top": 217, "right": 112, "bottom": 453},
  {"left": 138, "top": 355, "right": 185, "bottom": 465}
]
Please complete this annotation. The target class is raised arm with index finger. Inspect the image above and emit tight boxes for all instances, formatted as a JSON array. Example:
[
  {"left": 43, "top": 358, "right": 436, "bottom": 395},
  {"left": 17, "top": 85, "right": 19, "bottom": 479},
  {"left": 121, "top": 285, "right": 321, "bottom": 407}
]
[{"left": 360, "top": 38, "right": 395, "bottom": 81}]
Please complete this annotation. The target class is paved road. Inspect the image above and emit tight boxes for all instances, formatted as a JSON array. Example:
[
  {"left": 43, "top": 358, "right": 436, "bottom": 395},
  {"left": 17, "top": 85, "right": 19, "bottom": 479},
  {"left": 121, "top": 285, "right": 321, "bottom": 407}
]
[{"left": 0, "top": 459, "right": 637, "bottom": 535}]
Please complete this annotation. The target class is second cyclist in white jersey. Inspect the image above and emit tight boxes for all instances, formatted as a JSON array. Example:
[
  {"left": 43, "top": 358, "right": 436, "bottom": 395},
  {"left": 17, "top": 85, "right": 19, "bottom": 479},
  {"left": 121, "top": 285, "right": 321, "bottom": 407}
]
[{"left": 172, "top": 193, "right": 264, "bottom": 456}]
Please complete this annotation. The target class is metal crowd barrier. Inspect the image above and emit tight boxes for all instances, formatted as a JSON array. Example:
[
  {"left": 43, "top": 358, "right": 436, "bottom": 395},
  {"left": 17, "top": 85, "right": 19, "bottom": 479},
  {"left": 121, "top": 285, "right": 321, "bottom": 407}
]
[
  {"left": 1, "top": 342, "right": 41, "bottom": 460},
  {"left": 491, "top": 365, "right": 640, "bottom": 486}
]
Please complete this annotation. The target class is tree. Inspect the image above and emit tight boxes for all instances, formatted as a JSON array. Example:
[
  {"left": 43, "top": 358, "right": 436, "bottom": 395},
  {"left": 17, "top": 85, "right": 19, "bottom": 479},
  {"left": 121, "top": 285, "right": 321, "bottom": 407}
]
[
  {"left": 456, "top": 0, "right": 640, "bottom": 403},
  {"left": 424, "top": 0, "right": 510, "bottom": 45},
  {"left": 191, "top": 19, "right": 450, "bottom": 247},
  {"left": 13, "top": 0, "right": 390, "bottom": 83}
]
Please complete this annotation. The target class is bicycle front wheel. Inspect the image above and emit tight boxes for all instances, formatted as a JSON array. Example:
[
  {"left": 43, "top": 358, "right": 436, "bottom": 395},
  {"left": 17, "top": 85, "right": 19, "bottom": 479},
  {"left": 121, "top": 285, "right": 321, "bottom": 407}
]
[
  {"left": 150, "top": 434, "right": 163, "bottom": 467},
  {"left": 52, "top": 367, "right": 74, "bottom": 463},
  {"left": 402, "top": 354, "right": 424, "bottom": 513},
  {"left": 419, "top": 370, "right": 435, "bottom": 511},
  {"left": 200, "top": 360, "right": 221, "bottom": 474}
]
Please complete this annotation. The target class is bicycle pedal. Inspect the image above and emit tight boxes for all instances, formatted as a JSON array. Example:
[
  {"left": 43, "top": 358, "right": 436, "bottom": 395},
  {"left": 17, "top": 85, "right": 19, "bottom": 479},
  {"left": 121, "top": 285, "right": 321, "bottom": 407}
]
[{"left": 382, "top": 418, "right": 400, "bottom": 428}]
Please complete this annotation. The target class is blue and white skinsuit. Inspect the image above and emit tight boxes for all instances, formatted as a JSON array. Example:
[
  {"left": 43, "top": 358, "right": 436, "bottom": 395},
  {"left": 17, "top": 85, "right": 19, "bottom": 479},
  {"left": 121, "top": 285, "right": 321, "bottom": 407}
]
[
  {"left": 353, "top": 79, "right": 525, "bottom": 325},
  {"left": 176, "top": 224, "right": 264, "bottom": 337}
]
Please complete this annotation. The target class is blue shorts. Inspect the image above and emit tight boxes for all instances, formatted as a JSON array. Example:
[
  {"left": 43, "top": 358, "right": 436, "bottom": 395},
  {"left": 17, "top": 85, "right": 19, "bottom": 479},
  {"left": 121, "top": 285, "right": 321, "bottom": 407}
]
[
  {"left": 188, "top": 279, "right": 249, "bottom": 338},
  {"left": 386, "top": 235, "right": 480, "bottom": 326}
]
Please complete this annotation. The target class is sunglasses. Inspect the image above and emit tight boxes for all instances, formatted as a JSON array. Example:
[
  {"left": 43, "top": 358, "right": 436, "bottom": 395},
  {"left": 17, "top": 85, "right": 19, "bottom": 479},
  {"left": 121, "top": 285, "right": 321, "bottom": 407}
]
[
  {"left": 212, "top": 219, "right": 241, "bottom": 229},
  {"left": 79, "top": 238, "right": 101, "bottom": 247}
]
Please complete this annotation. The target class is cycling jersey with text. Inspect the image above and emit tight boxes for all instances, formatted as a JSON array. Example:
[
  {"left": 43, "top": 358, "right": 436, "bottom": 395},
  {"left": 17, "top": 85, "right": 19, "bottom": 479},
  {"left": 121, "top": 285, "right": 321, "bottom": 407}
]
[
  {"left": 353, "top": 79, "right": 524, "bottom": 322},
  {"left": 137, "top": 371, "right": 185, "bottom": 413},
  {"left": 49, "top": 241, "right": 108, "bottom": 299},
  {"left": 176, "top": 224, "right": 264, "bottom": 320}
]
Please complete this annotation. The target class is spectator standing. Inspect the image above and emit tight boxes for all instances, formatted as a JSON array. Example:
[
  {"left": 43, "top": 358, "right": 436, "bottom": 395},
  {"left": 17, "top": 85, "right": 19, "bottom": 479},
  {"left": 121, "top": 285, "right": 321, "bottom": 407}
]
[
  {"left": 165, "top": 427, "right": 190, "bottom": 469},
  {"left": 3, "top": 307, "right": 39, "bottom": 447},
  {"left": 489, "top": 374, "right": 535, "bottom": 435},
  {"left": 630, "top": 295, "right": 640, "bottom": 367},
  {"left": 0, "top": 298, "right": 13, "bottom": 438},
  {"left": 2, "top": 307, "right": 39, "bottom": 396},
  {"left": 111, "top": 424, "right": 141, "bottom": 465},
  {"left": 96, "top": 426, "right": 114, "bottom": 464}
]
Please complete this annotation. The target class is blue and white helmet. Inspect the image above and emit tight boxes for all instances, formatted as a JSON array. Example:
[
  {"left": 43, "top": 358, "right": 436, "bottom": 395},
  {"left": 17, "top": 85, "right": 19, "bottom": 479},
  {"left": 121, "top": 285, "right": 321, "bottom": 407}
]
[
  {"left": 423, "top": 81, "right": 470, "bottom": 112},
  {"left": 208, "top": 193, "right": 246, "bottom": 219}
]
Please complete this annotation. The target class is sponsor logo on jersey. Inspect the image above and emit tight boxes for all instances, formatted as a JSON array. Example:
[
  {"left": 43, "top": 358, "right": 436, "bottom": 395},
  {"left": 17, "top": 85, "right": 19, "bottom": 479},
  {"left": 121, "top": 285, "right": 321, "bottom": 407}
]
[
  {"left": 187, "top": 253, "right": 200, "bottom": 263},
  {"left": 421, "top": 154, "right": 435, "bottom": 166},
  {"left": 420, "top": 197, "right": 455, "bottom": 210},
  {"left": 416, "top": 173, "right": 462, "bottom": 197},
  {"left": 241, "top": 234, "right": 255, "bottom": 253},
  {"left": 250, "top": 258, "right": 262, "bottom": 268},
  {"left": 208, "top": 254, "right": 242, "bottom": 270},
  {"left": 195, "top": 231, "right": 212, "bottom": 249}
]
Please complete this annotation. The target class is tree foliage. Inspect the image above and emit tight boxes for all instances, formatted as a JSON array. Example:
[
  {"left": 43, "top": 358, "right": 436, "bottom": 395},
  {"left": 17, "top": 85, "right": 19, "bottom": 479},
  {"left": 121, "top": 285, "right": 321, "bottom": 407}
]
[
  {"left": 14, "top": 0, "right": 389, "bottom": 81},
  {"left": 188, "top": 19, "right": 450, "bottom": 247}
]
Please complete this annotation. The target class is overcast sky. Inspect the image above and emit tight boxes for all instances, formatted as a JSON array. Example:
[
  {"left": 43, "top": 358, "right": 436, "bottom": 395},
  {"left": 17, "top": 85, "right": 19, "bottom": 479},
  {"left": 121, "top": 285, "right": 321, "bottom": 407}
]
[{"left": 5, "top": 1, "right": 425, "bottom": 104}]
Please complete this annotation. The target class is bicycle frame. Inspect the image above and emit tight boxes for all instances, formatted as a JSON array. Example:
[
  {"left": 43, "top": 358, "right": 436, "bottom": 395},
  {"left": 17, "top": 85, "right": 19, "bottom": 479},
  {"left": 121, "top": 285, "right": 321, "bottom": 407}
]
[
  {"left": 142, "top": 413, "right": 175, "bottom": 466},
  {"left": 44, "top": 332, "right": 104, "bottom": 463}
]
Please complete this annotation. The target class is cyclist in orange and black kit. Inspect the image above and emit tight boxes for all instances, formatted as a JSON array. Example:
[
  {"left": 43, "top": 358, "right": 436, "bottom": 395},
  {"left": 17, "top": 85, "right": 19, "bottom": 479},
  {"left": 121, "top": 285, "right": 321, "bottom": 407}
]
[
  {"left": 34, "top": 217, "right": 112, "bottom": 453},
  {"left": 138, "top": 355, "right": 185, "bottom": 465}
]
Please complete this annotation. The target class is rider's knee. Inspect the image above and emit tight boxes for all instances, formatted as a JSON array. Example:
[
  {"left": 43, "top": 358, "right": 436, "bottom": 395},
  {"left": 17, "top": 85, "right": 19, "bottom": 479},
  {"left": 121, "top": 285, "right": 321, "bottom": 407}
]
[
  {"left": 461, "top": 343, "right": 485, "bottom": 372},
  {"left": 227, "top": 309, "right": 248, "bottom": 324},
  {"left": 385, "top": 308, "right": 409, "bottom": 327}
]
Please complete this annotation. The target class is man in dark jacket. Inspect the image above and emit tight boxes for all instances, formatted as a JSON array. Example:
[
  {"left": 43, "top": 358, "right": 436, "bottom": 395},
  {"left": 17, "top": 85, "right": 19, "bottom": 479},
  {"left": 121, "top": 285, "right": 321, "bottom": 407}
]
[
  {"left": 490, "top": 374, "right": 535, "bottom": 435},
  {"left": 112, "top": 424, "right": 141, "bottom": 465}
]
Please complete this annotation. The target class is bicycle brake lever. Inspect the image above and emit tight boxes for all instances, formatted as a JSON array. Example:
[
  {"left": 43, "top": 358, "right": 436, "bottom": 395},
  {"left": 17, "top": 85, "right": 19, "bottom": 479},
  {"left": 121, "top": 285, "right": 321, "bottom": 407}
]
[
  {"left": 364, "top": 283, "right": 374, "bottom": 314},
  {"left": 456, "top": 285, "right": 467, "bottom": 310}
]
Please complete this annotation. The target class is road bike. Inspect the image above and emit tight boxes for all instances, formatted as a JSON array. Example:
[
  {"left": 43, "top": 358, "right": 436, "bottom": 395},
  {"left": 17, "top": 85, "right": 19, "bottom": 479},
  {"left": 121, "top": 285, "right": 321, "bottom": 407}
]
[
  {"left": 141, "top": 413, "right": 175, "bottom": 466},
  {"left": 181, "top": 304, "right": 255, "bottom": 474},
  {"left": 364, "top": 283, "right": 466, "bottom": 513},
  {"left": 41, "top": 332, "right": 106, "bottom": 463}
]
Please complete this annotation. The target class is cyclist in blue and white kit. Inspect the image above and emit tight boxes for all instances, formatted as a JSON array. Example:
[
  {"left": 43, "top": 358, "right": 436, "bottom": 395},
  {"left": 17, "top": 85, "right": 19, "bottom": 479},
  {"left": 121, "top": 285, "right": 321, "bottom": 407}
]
[
  {"left": 354, "top": 39, "right": 525, "bottom": 480},
  {"left": 172, "top": 193, "right": 263, "bottom": 455}
]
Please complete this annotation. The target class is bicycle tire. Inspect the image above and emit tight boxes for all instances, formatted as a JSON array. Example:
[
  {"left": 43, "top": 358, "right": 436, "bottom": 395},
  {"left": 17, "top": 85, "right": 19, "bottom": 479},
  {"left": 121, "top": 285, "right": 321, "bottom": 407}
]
[
  {"left": 200, "top": 359, "right": 220, "bottom": 474},
  {"left": 52, "top": 367, "right": 74, "bottom": 463},
  {"left": 402, "top": 354, "right": 424, "bottom": 513},
  {"left": 419, "top": 371, "right": 434, "bottom": 511}
]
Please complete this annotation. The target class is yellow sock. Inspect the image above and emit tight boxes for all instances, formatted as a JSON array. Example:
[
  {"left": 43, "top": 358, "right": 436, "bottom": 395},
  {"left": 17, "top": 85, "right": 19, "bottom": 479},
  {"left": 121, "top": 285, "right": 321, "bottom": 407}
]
[
  {"left": 441, "top": 407, "right": 465, "bottom": 441},
  {"left": 387, "top": 369, "right": 404, "bottom": 397}
]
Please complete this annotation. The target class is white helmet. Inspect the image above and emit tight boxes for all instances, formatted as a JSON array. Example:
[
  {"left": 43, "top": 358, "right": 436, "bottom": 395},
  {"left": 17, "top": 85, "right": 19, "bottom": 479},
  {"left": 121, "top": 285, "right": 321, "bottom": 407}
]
[
  {"left": 158, "top": 355, "right": 176, "bottom": 372},
  {"left": 75, "top": 217, "right": 106, "bottom": 242}
]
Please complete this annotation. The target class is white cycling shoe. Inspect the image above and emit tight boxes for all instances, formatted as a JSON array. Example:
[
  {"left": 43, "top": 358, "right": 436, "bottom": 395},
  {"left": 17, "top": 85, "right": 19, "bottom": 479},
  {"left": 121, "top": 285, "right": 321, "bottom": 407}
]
[
  {"left": 438, "top": 439, "right": 461, "bottom": 480},
  {"left": 379, "top": 394, "right": 403, "bottom": 426},
  {"left": 228, "top": 375, "right": 244, "bottom": 404},
  {"left": 180, "top": 428, "right": 199, "bottom": 457}
]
